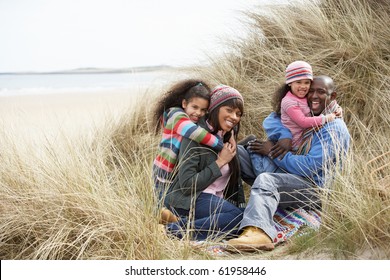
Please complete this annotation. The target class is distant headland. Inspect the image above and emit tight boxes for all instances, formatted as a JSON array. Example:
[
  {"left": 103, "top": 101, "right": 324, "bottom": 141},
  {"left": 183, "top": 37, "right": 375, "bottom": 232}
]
[{"left": 0, "top": 65, "right": 174, "bottom": 75}]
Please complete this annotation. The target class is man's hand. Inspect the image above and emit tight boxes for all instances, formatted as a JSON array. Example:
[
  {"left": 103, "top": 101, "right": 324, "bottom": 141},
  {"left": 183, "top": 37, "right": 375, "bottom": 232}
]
[
  {"left": 247, "top": 139, "right": 274, "bottom": 156},
  {"left": 269, "top": 138, "right": 292, "bottom": 160}
]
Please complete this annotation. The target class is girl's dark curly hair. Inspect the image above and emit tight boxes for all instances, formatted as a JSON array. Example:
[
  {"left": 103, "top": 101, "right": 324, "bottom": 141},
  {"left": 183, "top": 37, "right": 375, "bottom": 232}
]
[
  {"left": 153, "top": 79, "right": 211, "bottom": 133},
  {"left": 271, "top": 84, "right": 290, "bottom": 115}
]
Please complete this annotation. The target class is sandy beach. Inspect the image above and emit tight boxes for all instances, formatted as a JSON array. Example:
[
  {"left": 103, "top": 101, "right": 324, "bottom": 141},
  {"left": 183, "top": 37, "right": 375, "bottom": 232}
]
[
  {"left": 0, "top": 90, "right": 129, "bottom": 130},
  {"left": 0, "top": 88, "right": 148, "bottom": 148},
  {"left": 0, "top": 68, "right": 192, "bottom": 148}
]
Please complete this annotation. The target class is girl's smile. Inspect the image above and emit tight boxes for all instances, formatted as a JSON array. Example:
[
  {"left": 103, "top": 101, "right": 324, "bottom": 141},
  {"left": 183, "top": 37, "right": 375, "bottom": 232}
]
[
  {"left": 290, "top": 79, "right": 311, "bottom": 99},
  {"left": 182, "top": 97, "right": 209, "bottom": 123}
]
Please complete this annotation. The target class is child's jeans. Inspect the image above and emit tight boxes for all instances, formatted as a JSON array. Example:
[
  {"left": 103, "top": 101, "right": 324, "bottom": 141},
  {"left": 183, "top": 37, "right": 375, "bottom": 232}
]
[{"left": 249, "top": 152, "right": 279, "bottom": 176}]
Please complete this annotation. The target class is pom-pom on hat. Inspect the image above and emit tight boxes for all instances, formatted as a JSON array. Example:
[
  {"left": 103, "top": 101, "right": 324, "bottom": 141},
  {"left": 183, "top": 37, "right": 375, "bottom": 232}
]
[
  {"left": 209, "top": 85, "right": 243, "bottom": 112},
  {"left": 285, "top": 61, "right": 313, "bottom": 84}
]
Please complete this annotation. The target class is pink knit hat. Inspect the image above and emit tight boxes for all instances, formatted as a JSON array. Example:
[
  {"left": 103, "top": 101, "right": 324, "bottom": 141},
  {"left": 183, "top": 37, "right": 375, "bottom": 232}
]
[
  {"left": 285, "top": 61, "right": 313, "bottom": 84},
  {"left": 209, "top": 85, "right": 243, "bottom": 112}
]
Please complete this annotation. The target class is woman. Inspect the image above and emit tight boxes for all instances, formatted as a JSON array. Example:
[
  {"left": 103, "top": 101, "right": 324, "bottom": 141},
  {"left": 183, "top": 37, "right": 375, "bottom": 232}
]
[{"left": 163, "top": 85, "right": 246, "bottom": 241}]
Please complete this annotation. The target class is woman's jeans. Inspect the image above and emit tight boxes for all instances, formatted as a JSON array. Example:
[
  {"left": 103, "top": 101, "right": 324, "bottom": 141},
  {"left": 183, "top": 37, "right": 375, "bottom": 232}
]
[{"left": 166, "top": 192, "right": 244, "bottom": 241}]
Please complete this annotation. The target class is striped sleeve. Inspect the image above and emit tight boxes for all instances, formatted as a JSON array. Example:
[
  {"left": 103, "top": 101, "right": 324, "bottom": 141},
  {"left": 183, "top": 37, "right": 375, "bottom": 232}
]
[{"left": 167, "top": 108, "right": 223, "bottom": 151}]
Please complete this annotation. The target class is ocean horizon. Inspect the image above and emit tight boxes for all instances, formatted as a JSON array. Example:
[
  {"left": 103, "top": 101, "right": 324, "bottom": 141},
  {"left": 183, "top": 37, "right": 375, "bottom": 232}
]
[{"left": 0, "top": 67, "right": 181, "bottom": 96}]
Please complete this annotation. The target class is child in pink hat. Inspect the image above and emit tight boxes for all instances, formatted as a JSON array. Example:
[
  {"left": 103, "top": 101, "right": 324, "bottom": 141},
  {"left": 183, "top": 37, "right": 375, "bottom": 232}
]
[{"left": 249, "top": 61, "right": 339, "bottom": 176}]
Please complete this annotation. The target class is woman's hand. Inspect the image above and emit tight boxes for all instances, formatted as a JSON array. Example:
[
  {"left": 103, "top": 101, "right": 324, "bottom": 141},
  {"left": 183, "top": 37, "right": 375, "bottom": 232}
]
[
  {"left": 228, "top": 129, "right": 237, "bottom": 147},
  {"left": 216, "top": 130, "right": 237, "bottom": 168},
  {"left": 216, "top": 143, "right": 236, "bottom": 168}
]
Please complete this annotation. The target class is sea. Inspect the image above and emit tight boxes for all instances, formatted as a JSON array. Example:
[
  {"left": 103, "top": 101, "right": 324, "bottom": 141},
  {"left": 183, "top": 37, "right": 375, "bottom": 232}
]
[{"left": 0, "top": 70, "right": 180, "bottom": 96}]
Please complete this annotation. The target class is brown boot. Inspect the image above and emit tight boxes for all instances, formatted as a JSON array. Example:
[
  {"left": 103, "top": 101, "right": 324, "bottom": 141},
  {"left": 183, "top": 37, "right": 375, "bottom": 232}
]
[
  {"left": 159, "top": 207, "right": 179, "bottom": 224},
  {"left": 227, "top": 226, "right": 274, "bottom": 252}
]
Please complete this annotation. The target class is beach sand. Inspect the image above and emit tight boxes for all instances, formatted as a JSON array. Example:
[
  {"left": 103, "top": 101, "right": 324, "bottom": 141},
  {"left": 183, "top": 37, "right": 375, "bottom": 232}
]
[
  {"left": 0, "top": 69, "right": 190, "bottom": 146},
  {"left": 0, "top": 87, "right": 150, "bottom": 148},
  {"left": 0, "top": 68, "right": 197, "bottom": 153}
]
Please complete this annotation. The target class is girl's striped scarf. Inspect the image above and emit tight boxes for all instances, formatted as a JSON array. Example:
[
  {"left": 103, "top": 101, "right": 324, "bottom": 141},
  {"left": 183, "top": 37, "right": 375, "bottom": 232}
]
[{"left": 296, "top": 100, "right": 339, "bottom": 155}]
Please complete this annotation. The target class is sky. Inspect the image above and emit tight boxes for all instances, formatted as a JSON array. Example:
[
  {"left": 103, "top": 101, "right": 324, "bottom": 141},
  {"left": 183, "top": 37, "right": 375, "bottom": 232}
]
[{"left": 0, "top": 0, "right": 284, "bottom": 72}]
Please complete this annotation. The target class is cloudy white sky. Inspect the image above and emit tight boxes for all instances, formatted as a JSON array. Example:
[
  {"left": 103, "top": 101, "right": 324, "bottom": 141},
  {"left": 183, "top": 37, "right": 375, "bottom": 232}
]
[{"left": 0, "top": 0, "right": 285, "bottom": 72}]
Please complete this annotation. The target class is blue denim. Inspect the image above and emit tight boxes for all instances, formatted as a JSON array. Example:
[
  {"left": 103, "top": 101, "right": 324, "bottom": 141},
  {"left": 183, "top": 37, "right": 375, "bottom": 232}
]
[
  {"left": 166, "top": 192, "right": 244, "bottom": 240},
  {"left": 239, "top": 172, "right": 319, "bottom": 241},
  {"left": 154, "top": 181, "right": 166, "bottom": 203},
  {"left": 238, "top": 145, "right": 283, "bottom": 185},
  {"left": 249, "top": 152, "right": 279, "bottom": 176},
  {"left": 238, "top": 145, "right": 320, "bottom": 241}
]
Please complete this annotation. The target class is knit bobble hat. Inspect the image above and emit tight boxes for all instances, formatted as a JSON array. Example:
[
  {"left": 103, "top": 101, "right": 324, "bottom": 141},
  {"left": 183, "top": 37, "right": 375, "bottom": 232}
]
[
  {"left": 285, "top": 61, "right": 313, "bottom": 84},
  {"left": 209, "top": 85, "right": 243, "bottom": 112}
]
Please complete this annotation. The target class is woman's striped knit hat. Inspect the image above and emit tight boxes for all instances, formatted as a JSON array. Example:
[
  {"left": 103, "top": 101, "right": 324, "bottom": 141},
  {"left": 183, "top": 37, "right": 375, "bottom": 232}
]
[
  {"left": 285, "top": 61, "right": 313, "bottom": 84},
  {"left": 209, "top": 85, "right": 243, "bottom": 112}
]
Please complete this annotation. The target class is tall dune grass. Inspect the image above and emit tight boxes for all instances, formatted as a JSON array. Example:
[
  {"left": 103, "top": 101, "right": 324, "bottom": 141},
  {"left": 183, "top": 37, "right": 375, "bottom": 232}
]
[
  {"left": 0, "top": 92, "right": 214, "bottom": 260},
  {"left": 1, "top": 0, "right": 389, "bottom": 259},
  {"left": 195, "top": 0, "right": 390, "bottom": 258},
  {"left": 0, "top": 114, "right": 189, "bottom": 259}
]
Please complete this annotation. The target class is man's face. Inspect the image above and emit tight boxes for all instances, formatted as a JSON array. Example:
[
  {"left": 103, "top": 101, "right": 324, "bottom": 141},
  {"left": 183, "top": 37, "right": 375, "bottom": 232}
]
[{"left": 307, "top": 79, "right": 333, "bottom": 116}]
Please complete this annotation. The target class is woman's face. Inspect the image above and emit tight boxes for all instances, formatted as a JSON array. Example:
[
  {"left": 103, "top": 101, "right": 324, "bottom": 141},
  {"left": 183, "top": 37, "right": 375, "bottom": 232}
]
[{"left": 218, "top": 105, "right": 242, "bottom": 132}]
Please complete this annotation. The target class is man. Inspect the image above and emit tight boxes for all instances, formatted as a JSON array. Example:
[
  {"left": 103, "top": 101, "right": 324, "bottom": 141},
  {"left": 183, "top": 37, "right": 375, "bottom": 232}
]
[{"left": 227, "top": 75, "right": 351, "bottom": 251}]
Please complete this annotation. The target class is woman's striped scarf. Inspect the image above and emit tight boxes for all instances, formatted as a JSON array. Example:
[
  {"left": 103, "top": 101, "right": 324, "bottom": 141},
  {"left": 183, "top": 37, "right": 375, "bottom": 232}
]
[{"left": 296, "top": 100, "right": 339, "bottom": 155}]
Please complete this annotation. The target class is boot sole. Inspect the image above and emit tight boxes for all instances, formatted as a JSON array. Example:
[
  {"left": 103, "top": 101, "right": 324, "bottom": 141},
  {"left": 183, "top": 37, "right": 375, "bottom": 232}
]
[{"left": 225, "top": 243, "right": 275, "bottom": 253}]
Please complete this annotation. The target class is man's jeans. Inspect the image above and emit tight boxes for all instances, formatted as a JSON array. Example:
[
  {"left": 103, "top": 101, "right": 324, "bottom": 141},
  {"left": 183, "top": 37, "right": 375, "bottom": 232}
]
[{"left": 238, "top": 145, "right": 321, "bottom": 241}]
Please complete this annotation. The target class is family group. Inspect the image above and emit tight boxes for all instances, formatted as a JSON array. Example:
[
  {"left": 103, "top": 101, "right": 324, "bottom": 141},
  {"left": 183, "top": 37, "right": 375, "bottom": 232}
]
[{"left": 151, "top": 61, "right": 350, "bottom": 252}]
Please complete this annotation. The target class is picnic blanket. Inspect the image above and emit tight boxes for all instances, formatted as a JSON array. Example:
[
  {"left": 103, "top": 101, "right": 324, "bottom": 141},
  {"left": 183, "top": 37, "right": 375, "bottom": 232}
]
[
  {"left": 272, "top": 207, "right": 321, "bottom": 244},
  {"left": 196, "top": 207, "right": 321, "bottom": 256}
]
